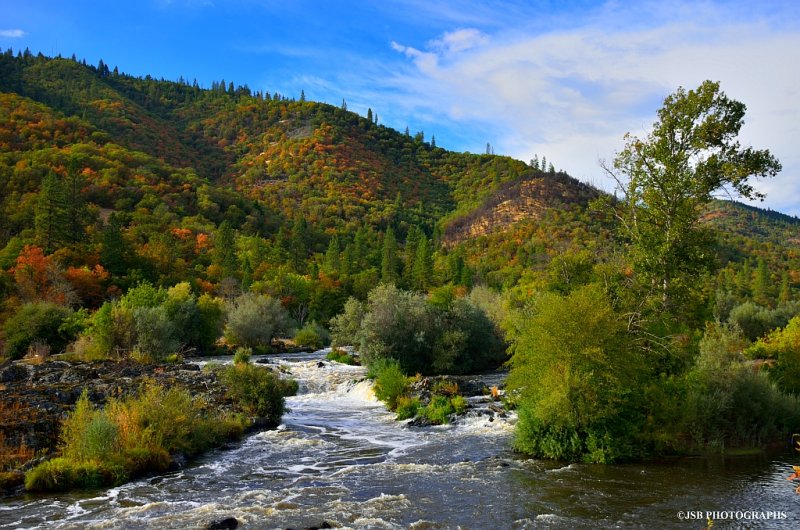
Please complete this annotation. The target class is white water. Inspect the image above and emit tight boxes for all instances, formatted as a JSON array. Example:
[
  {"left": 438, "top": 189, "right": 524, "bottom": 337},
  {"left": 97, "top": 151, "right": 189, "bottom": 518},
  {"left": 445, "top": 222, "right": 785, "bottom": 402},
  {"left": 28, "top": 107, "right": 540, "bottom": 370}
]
[{"left": 3, "top": 350, "right": 799, "bottom": 529}]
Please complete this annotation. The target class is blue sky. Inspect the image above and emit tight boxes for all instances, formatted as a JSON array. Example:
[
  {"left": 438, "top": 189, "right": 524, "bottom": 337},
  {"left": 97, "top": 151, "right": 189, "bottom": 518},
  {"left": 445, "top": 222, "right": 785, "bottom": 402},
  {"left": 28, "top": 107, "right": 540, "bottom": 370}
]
[{"left": 2, "top": 0, "right": 799, "bottom": 215}]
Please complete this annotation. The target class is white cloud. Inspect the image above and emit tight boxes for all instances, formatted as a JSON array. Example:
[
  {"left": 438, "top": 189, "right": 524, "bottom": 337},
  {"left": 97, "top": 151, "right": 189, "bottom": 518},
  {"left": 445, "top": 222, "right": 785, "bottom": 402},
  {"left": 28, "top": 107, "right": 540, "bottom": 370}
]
[
  {"left": 0, "top": 29, "right": 25, "bottom": 38},
  {"left": 386, "top": 3, "right": 800, "bottom": 215},
  {"left": 429, "top": 28, "right": 488, "bottom": 55}
]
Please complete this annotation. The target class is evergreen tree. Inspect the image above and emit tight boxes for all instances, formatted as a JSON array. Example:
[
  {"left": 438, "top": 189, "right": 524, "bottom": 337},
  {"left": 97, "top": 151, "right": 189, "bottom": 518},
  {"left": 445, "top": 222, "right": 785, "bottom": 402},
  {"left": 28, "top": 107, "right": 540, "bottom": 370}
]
[
  {"left": 381, "top": 228, "right": 400, "bottom": 284},
  {"left": 779, "top": 271, "right": 792, "bottom": 303},
  {"left": 271, "top": 227, "right": 288, "bottom": 263},
  {"left": 35, "top": 171, "right": 68, "bottom": 253},
  {"left": 412, "top": 236, "right": 433, "bottom": 291},
  {"left": 353, "top": 226, "right": 369, "bottom": 270},
  {"left": 214, "top": 221, "right": 238, "bottom": 278},
  {"left": 300, "top": 89, "right": 306, "bottom": 102},
  {"left": 367, "top": 108, "right": 373, "bottom": 122},
  {"left": 324, "top": 235, "right": 340, "bottom": 275},
  {"left": 752, "top": 258, "right": 771, "bottom": 306},
  {"left": 64, "top": 157, "right": 88, "bottom": 244},
  {"left": 402, "top": 226, "right": 422, "bottom": 287},
  {"left": 341, "top": 242, "right": 354, "bottom": 278},
  {"left": 290, "top": 216, "right": 310, "bottom": 273},
  {"left": 100, "top": 213, "right": 129, "bottom": 277}
]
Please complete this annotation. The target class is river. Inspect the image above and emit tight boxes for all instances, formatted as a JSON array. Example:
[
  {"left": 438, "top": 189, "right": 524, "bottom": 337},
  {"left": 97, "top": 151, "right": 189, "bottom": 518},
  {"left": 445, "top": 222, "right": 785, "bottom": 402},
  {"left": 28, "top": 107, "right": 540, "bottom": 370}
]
[{"left": 1, "top": 350, "right": 798, "bottom": 529}]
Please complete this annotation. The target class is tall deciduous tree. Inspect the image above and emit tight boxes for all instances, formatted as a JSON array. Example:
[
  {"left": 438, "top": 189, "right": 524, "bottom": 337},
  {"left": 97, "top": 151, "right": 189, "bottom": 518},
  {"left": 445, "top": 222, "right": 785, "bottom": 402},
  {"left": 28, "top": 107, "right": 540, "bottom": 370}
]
[{"left": 606, "top": 81, "right": 780, "bottom": 308}]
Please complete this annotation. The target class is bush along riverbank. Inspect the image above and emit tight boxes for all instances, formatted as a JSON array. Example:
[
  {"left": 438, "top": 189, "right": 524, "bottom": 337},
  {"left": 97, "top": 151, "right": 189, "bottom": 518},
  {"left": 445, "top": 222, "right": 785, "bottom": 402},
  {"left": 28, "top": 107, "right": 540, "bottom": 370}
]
[{"left": 0, "top": 357, "right": 296, "bottom": 495}]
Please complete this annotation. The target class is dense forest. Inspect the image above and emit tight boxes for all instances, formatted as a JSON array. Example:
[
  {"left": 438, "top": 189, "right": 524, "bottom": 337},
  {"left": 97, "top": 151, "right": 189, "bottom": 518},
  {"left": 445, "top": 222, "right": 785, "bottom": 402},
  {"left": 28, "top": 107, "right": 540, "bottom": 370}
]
[{"left": 2, "top": 50, "right": 800, "bottom": 465}]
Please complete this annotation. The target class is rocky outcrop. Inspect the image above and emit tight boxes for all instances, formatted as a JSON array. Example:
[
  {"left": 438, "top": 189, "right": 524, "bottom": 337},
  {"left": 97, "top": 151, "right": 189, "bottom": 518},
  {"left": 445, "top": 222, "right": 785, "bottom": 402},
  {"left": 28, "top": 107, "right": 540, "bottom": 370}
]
[
  {"left": 0, "top": 358, "right": 236, "bottom": 473},
  {"left": 443, "top": 172, "right": 601, "bottom": 245}
]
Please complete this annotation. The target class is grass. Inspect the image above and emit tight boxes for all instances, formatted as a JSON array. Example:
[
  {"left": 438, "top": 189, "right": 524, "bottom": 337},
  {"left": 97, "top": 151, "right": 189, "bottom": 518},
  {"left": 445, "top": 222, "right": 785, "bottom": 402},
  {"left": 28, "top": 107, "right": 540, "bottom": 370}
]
[{"left": 25, "top": 384, "right": 251, "bottom": 493}]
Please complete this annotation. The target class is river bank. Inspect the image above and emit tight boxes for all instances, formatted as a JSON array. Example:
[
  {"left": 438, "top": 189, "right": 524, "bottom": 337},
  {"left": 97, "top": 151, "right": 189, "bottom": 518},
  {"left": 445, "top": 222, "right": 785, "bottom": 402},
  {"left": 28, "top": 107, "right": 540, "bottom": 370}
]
[
  {"left": 2, "top": 351, "right": 799, "bottom": 529},
  {"left": 0, "top": 357, "right": 287, "bottom": 496}
]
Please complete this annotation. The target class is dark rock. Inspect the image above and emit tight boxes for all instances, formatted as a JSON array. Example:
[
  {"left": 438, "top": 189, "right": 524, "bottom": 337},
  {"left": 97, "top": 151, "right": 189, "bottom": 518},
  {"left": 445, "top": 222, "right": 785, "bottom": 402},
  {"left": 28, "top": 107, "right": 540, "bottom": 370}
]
[
  {"left": 0, "top": 358, "right": 237, "bottom": 472},
  {"left": 59, "top": 365, "right": 99, "bottom": 384},
  {"left": 169, "top": 452, "right": 188, "bottom": 471},
  {"left": 205, "top": 517, "right": 238, "bottom": 530},
  {"left": 0, "top": 363, "right": 30, "bottom": 383},
  {"left": 316, "top": 361, "right": 325, "bottom": 368},
  {"left": 181, "top": 363, "right": 201, "bottom": 371}
]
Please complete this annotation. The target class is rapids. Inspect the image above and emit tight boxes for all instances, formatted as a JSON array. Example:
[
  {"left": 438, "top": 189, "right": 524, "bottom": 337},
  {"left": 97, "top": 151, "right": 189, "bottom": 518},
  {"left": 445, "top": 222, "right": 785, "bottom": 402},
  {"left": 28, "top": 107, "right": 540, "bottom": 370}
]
[{"left": 1, "top": 350, "right": 798, "bottom": 529}]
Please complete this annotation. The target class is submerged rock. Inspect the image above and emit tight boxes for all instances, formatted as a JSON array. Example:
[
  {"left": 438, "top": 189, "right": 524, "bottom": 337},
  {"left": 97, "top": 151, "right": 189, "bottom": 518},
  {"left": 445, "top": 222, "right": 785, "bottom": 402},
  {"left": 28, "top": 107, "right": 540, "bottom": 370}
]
[{"left": 206, "top": 517, "right": 239, "bottom": 530}]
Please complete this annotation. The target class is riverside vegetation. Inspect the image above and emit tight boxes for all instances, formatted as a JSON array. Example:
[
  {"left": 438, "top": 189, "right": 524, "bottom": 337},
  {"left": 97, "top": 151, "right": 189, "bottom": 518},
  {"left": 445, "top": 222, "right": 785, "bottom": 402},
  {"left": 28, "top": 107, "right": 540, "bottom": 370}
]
[{"left": 1, "top": 48, "right": 799, "bottom": 477}]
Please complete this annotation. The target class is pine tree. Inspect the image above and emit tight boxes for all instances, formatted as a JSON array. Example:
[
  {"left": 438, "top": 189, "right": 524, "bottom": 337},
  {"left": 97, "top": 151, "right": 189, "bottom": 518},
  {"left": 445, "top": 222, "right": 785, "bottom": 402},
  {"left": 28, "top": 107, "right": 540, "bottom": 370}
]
[
  {"left": 353, "top": 226, "right": 369, "bottom": 270},
  {"left": 290, "top": 216, "right": 310, "bottom": 273},
  {"left": 381, "top": 228, "right": 399, "bottom": 284},
  {"left": 367, "top": 108, "right": 373, "bottom": 122},
  {"left": 100, "top": 213, "right": 128, "bottom": 277},
  {"left": 64, "top": 157, "right": 88, "bottom": 244},
  {"left": 752, "top": 258, "right": 771, "bottom": 306},
  {"left": 402, "top": 226, "right": 422, "bottom": 287},
  {"left": 412, "top": 236, "right": 433, "bottom": 291},
  {"left": 35, "top": 171, "right": 68, "bottom": 253},
  {"left": 214, "top": 221, "right": 238, "bottom": 278},
  {"left": 324, "top": 235, "right": 340, "bottom": 275},
  {"left": 779, "top": 271, "right": 791, "bottom": 303},
  {"left": 341, "top": 242, "right": 354, "bottom": 278},
  {"left": 300, "top": 89, "right": 306, "bottom": 102}
]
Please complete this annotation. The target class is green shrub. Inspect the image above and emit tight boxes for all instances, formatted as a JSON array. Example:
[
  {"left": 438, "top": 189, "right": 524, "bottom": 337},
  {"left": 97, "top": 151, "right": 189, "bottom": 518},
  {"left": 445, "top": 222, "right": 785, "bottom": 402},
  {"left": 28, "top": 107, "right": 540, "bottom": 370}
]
[
  {"left": 421, "top": 395, "right": 454, "bottom": 425},
  {"left": 233, "top": 346, "right": 252, "bottom": 365},
  {"left": 746, "top": 316, "right": 800, "bottom": 394},
  {"left": 395, "top": 396, "right": 420, "bottom": 420},
  {"left": 130, "top": 306, "right": 178, "bottom": 362},
  {"left": 450, "top": 394, "right": 467, "bottom": 414},
  {"left": 370, "top": 358, "right": 409, "bottom": 411},
  {"left": 224, "top": 292, "right": 293, "bottom": 348},
  {"left": 220, "top": 363, "right": 296, "bottom": 422},
  {"left": 3, "top": 302, "right": 74, "bottom": 360},
  {"left": 293, "top": 321, "right": 331, "bottom": 350},
  {"left": 26, "top": 383, "right": 250, "bottom": 493},
  {"left": 331, "top": 284, "right": 504, "bottom": 375},
  {"left": 416, "top": 394, "right": 467, "bottom": 425},
  {"left": 326, "top": 348, "right": 359, "bottom": 365},
  {"left": 506, "top": 285, "right": 645, "bottom": 463},
  {"left": 197, "top": 293, "right": 225, "bottom": 352}
]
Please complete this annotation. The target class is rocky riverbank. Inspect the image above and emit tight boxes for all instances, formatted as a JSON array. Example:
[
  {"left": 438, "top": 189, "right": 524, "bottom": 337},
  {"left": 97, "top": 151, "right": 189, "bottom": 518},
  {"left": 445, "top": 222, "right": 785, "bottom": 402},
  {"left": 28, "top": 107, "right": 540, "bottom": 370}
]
[{"left": 0, "top": 357, "right": 265, "bottom": 495}]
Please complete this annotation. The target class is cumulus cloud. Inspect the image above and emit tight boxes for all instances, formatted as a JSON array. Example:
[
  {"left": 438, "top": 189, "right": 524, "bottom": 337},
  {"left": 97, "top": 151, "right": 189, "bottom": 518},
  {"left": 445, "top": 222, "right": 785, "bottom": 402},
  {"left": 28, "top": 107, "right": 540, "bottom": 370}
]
[
  {"left": 387, "top": 3, "right": 800, "bottom": 215},
  {"left": 0, "top": 29, "right": 25, "bottom": 38}
]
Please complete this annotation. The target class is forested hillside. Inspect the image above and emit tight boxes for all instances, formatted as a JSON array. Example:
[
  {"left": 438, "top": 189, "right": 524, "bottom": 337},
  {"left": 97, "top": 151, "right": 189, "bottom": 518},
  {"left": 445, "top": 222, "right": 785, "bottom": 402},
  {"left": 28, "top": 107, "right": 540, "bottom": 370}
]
[
  {"left": 3, "top": 51, "right": 800, "bottom": 464},
  {"left": 0, "top": 49, "right": 595, "bottom": 319}
]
